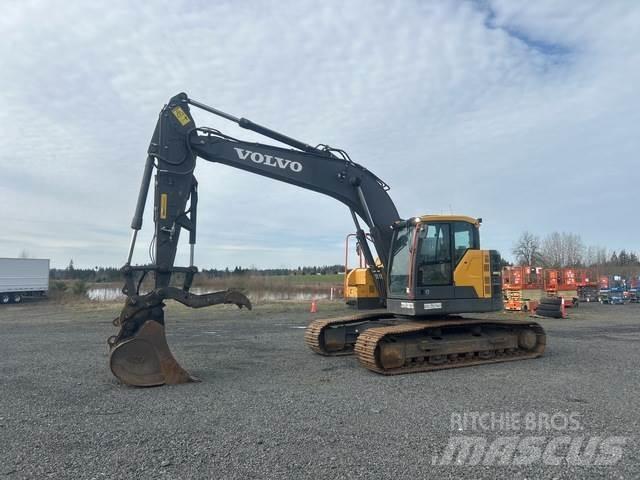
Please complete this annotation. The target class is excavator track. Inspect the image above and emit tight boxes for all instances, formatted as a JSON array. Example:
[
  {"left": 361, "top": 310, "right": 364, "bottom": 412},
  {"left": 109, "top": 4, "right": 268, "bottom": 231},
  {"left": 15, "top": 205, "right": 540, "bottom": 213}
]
[
  {"left": 304, "top": 310, "right": 394, "bottom": 356},
  {"left": 355, "top": 318, "right": 545, "bottom": 375}
]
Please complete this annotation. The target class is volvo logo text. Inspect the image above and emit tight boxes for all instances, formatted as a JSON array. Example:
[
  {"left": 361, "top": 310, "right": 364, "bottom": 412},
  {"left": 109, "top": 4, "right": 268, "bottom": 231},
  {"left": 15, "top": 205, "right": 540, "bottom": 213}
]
[{"left": 234, "top": 148, "right": 303, "bottom": 173}]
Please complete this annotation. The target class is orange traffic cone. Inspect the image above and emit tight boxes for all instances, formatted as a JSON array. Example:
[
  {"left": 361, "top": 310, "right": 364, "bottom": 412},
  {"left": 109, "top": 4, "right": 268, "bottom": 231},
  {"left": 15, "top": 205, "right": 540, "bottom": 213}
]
[{"left": 310, "top": 299, "right": 318, "bottom": 313}]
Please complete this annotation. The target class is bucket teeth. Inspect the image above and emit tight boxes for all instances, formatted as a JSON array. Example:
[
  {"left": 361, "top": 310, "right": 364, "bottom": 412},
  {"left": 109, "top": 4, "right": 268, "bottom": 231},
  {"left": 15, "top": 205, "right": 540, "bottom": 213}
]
[{"left": 109, "top": 320, "right": 199, "bottom": 387}]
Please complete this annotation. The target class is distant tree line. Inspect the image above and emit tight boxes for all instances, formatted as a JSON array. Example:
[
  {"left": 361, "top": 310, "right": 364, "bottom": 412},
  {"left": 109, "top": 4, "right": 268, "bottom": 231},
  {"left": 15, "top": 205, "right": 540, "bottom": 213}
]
[
  {"left": 200, "top": 265, "right": 344, "bottom": 277},
  {"left": 49, "top": 260, "right": 346, "bottom": 282},
  {"left": 49, "top": 260, "right": 122, "bottom": 282},
  {"left": 512, "top": 231, "right": 640, "bottom": 274}
]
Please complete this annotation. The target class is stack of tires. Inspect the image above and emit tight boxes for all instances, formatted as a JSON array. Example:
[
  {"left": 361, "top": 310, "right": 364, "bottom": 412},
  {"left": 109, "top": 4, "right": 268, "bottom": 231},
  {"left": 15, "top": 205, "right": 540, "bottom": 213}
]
[{"left": 535, "top": 296, "right": 563, "bottom": 318}]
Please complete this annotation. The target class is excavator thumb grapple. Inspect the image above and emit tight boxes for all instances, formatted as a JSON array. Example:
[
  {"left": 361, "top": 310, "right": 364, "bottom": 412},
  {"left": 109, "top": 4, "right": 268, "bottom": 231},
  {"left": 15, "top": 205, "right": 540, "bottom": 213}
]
[{"left": 108, "top": 287, "right": 251, "bottom": 387}]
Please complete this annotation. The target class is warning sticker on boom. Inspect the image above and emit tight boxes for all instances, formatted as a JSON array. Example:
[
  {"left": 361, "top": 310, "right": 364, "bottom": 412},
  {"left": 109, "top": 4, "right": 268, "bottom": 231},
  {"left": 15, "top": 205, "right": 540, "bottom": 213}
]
[
  {"left": 160, "top": 193, "right": 168, "bottom": 219},
  {"left": 171, "top": 106, "right": 191, "bottom": 126}
]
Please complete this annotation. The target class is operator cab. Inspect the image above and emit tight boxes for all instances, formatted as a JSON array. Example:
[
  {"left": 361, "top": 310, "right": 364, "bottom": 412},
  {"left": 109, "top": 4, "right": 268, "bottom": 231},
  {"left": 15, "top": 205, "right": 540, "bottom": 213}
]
[{"left": 385, "top": 215, "right": 503, "bottom": 317}]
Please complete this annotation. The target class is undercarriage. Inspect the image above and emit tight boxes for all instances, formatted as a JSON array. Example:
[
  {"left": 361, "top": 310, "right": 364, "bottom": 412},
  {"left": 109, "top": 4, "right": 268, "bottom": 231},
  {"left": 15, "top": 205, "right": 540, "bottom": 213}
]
[{"left": 305, "top": 314, "right": 546, "bottom": 374}]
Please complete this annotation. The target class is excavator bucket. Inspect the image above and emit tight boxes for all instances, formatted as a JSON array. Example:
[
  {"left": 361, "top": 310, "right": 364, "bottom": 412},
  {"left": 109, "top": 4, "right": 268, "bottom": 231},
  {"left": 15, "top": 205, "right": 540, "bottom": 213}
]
[
  {"left": 110, "top": 320, "right": 198, "bottom": 387},
  {"left": 108, "top": 288, "right": 251, "bottom": 387}
]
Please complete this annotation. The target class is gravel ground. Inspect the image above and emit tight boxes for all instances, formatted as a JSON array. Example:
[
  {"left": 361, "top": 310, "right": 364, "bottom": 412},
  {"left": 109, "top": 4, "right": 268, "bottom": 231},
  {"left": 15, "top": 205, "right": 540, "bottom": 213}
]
[{"left": 0, "top": 299, "right": 638, "bottom": 479}]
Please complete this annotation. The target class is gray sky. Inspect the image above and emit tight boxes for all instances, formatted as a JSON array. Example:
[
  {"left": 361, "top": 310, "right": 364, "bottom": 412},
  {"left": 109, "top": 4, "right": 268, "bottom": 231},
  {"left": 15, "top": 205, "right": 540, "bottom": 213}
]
[{"left": 1, "top": 1, "right": 639, "bottom": 269}]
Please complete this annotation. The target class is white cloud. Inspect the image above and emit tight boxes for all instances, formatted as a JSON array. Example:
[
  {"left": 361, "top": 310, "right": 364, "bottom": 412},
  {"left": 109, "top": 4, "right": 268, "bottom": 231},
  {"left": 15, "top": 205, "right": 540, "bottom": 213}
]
[{"left": 1, "top": 0, "right": 639, "bottom": 268}]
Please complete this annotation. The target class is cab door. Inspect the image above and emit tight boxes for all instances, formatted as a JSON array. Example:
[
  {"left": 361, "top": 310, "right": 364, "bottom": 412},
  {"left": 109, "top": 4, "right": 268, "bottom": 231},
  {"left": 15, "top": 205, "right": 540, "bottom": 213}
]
[{"left": 415, "top": 222, "right": 455, "bottom": 299}]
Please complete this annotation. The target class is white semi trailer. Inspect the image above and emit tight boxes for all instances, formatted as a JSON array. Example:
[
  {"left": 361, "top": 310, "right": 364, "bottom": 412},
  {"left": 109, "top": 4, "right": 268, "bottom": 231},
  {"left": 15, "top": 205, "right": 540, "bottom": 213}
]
[{"left": 0, "top": 258, "right": 50, "bottom": 304}]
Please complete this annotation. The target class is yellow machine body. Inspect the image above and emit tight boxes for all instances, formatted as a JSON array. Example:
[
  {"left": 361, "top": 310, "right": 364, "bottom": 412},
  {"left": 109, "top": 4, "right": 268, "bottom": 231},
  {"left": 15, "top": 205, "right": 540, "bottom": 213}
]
[
  {"left": 453, "top": 249, "right": 493, "bottom": 299},
  {"left": 345, "top": 267, "right": 381, "bottom": 309}
]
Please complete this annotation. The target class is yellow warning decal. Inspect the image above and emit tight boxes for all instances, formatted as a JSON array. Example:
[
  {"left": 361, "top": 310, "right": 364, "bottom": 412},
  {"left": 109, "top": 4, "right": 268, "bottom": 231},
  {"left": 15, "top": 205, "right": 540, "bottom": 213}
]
[
  {"left": 160, "top": 193, "right": 168, "bottom": 219},
  {"left": 171, "top": 106, "right": 191, "bottom": 126}
]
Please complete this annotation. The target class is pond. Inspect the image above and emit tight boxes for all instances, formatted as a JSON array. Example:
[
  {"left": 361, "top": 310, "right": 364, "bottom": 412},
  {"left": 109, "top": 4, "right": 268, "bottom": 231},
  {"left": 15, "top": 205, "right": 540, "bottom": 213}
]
[{"left": 86, "top": 286, "right": 339, "bottom": 302}]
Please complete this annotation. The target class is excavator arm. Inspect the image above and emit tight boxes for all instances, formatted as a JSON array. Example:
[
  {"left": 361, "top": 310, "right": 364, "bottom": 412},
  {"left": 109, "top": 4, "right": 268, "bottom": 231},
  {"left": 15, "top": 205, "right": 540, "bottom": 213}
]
[{"left": 109, "top": 93, "right": 400, "bottom": 386}]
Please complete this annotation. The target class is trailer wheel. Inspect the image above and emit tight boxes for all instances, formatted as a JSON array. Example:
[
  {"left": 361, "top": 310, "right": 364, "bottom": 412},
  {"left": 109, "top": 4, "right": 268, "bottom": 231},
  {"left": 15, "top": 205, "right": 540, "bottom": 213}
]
[
  {"left": 12, "top": 293, "right": 22, "bottom": 304},
  {"left": 1, "top": 293, "right": 10, "bottom": 304}
]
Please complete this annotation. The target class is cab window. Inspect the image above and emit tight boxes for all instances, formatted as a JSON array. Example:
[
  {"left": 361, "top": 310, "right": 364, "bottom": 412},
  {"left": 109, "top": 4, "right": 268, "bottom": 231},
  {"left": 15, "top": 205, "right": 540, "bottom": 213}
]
[
  {"left": 416, "top": 223, "right": 451, "bottom": 286},
  {"left": 388, "top": 225, "right": 413, "bottom": 295},
  {"left": 453, "top": 221, "right": 475, "bottom": 265}
]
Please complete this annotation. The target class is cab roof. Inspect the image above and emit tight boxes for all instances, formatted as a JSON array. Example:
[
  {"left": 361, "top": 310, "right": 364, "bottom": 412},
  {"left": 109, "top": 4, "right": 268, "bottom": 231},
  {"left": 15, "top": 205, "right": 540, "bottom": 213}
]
[{"left": 417, "top": 215, "right": 481, "bottom": 226}]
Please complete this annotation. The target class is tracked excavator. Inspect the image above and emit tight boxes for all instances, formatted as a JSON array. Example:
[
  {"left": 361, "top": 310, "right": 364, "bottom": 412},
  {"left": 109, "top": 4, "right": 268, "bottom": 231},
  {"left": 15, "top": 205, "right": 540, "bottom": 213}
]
[{"left": 108, "top": 92, "right": 545, "bottom": 386}]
